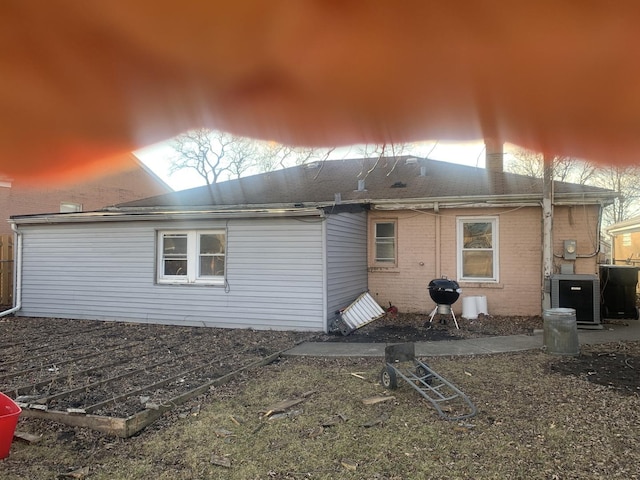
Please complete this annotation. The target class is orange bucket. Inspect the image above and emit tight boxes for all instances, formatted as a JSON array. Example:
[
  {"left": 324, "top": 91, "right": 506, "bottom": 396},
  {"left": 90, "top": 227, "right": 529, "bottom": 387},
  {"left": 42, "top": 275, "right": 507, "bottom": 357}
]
[{"left": 0, "top": 392, "right": 21, "bottom": 460}]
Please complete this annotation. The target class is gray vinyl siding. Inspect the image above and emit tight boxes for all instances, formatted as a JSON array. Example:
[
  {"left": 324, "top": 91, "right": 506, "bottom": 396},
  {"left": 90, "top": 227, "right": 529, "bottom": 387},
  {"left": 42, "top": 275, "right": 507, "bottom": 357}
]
[
  {"left": 325, "top": 212, "right": 368, "bottom": 320},
  {"left": 17, "top": 217, "right": 327, "bottom": 331}
]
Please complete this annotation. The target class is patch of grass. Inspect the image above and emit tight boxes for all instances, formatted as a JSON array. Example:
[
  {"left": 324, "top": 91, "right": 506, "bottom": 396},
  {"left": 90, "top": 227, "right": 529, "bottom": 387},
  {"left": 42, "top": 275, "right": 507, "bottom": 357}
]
[{"left": 3, "top": 346, "right": 640, "bottom": 479}]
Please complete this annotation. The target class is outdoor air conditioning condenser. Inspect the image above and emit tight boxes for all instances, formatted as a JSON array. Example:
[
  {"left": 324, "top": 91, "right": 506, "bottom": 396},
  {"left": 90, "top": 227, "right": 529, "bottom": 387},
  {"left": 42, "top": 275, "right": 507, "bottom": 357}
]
[{"left": 550, "top": 274, "right": 601, "bottom": 328}]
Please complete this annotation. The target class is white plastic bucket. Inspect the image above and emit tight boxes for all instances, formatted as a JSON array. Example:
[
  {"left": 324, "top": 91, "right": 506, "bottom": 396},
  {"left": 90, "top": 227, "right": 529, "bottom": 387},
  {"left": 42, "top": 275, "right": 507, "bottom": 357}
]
[
  {"left": 462, "top": 296, "right": 488, "bottom": 319},
  {"left": 462, "top": 296, "right": 479, "bottom": 319},
  {"left": 476, "top": 296, "right": 488, "bottom": 315}
]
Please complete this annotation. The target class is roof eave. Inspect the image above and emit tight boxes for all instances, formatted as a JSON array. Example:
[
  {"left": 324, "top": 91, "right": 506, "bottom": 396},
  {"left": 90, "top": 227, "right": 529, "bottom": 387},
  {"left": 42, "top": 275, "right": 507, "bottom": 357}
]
[
  {"left": 370, "top": 191, "right": 617, "bottom": 209},
  {"left": 10, "top": 207, "right": 325, "bottom": 225}
]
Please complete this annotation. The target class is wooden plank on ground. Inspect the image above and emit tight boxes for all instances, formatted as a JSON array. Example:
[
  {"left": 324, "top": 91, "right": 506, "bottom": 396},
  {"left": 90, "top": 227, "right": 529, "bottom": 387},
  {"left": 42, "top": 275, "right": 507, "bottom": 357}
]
[
  {"left": 361, "top": 395, "right": 395, "bottom": 405},
  {"left": 20, "top": 408, "right": 129, "bottom": 437},
  {"left": 261, "top": 398, "right": 305, "bottom": 417},
  {"left": 13, "top": 431, "right": 42, "bottom": 444}
]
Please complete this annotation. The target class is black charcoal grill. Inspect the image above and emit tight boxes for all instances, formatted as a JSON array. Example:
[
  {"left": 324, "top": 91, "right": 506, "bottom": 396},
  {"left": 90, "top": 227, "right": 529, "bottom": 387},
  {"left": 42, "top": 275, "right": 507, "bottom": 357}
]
[{"left": 428, "top": 277, "right": 462, "bottom": 328}]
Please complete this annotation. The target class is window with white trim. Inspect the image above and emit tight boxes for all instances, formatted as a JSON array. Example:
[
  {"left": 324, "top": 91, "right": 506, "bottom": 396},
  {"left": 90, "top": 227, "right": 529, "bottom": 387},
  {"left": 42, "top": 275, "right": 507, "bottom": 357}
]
[
  {"left": 457, "top": 217, "right": 498, "bottom": 282},
  {"left": 157, "top": 230, "right": 225, "bottom": 284},
  {"left": 374, "top": 221, "right": 396, "bottom": 264}
]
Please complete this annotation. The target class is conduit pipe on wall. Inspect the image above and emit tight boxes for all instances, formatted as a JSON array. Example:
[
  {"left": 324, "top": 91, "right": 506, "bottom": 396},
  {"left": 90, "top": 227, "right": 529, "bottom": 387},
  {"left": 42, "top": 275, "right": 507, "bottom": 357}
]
[
  {"left": 434, "top": 201, "right": 441, "bottom": 278},
  {"left": 0, "top": 223, "right": 22, "bottom": 317}
]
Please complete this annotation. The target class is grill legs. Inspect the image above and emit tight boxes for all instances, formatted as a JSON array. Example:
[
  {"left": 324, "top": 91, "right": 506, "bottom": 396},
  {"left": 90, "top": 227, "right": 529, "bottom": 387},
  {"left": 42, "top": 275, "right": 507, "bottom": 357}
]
[{"left": 428, "top": 305, "right": 459, "bottom": 329}]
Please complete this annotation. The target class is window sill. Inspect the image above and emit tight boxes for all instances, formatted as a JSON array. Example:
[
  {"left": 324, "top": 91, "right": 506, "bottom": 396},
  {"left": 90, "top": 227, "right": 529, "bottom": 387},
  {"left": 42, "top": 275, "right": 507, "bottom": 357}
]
[
  {"left": 457, "top": 281, "right": 503, "bottom": 289},
  {"left": 157, "top": 280, "right": 225, "bottom": 287},
  {"left": 368, "top": 266, "right": 400, "bottom": 273}
]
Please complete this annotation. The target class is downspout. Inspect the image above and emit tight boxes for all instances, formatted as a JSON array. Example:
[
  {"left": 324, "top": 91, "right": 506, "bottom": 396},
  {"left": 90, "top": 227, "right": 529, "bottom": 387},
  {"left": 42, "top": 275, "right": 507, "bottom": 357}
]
[
  {"left": 542, "top": 155, "right": 554, "bottom": 311},
  {"left": 321, "top": 212, "right": 328, "bottom": 333},
  {"left": 0, "top": 223, "right": 22, "bottom": 317},
  {"left": 610, "top": 227, "right": 616, "bottom": 265}
]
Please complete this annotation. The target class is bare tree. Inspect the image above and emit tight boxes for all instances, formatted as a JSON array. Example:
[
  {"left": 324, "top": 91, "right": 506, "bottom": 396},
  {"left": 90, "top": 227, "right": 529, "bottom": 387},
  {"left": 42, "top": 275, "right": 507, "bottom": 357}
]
[
  {"left": 356, "top": 142, "right": 411, "bottom": 160},
  {"left": 506, "top": 147, "right": 597, "bottom": 184},
  {"left": 506, "top": 147, "right": 640, "bottom": 226},
  {"left": 594, "top": 165, "right": 640, "bottom": 225},
  {"left": 170, "top": 129, "right": 258, "bottom": 184},
  {"left": 354, "top": 142, "right": 420, "bottom": 179},
  {"left": 256, "top": 144, "right": 334, "bottom": 172},
  {"left": 224, "top": 137, "right": 260, "bottom": 179}
]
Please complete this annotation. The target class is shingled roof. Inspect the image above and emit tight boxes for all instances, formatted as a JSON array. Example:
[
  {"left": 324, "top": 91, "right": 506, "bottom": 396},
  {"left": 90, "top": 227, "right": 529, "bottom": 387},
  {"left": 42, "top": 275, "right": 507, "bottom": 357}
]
[{"left": 118, "top": 157, "right": 615, "bottom": 209}]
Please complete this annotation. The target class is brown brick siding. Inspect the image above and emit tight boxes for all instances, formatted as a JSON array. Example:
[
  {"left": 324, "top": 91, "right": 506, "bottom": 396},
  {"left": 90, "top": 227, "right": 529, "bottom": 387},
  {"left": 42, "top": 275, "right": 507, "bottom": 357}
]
[{"left": 368, "top": 204, "right": 601, "bottom": 317}]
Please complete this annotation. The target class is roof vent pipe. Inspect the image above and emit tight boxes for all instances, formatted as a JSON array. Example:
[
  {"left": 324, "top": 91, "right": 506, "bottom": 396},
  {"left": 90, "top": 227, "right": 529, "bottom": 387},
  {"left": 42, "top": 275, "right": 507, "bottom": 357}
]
[
  {"left": 420, "top": 165, "right": 427, "bottom": 176},
  {"left": 357, "top": 179, "right": 366, "bottom": 192},
  {"left": 334, "top": 193, "right": 342, "bottom": 204}
]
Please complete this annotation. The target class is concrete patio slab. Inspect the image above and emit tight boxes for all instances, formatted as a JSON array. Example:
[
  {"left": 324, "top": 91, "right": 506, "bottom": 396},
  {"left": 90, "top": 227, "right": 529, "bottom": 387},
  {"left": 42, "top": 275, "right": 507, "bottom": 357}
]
[{"left": 285, "top": 320, "right": 640, "bottom": 358}]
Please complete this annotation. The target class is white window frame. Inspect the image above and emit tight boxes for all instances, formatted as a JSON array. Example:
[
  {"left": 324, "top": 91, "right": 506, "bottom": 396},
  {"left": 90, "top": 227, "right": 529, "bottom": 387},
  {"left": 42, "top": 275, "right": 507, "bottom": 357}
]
[
  {"left": 157, "top": 230, "right": 226, "bottom": 285},
  {"left": 373, "top": 220, "right": 397, "bottom": 266},
  {"left": 456, "top": 216, "right": 499, "bottom": 282}
]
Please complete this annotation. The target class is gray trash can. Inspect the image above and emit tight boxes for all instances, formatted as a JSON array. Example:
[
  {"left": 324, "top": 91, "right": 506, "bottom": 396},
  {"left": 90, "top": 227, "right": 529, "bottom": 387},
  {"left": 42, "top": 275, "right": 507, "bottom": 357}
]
[{"left": 543, "top": 308, "right": 579, "bottom": 356}]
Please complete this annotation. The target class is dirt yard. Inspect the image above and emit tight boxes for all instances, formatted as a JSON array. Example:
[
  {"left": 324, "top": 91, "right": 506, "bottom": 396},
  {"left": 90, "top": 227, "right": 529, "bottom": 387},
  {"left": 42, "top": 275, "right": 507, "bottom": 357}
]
[
  {"left": 0, "top": 317, "right": 313, "bottom": 424},
  {"left": 1, "top": 314, "right": 639, "bottom": 479},
  {"left": 0, "top": 312, "right": 538, "bottom": 425},
  {"left": 320, "top": 311, "right": 545, "bottom": 343}
]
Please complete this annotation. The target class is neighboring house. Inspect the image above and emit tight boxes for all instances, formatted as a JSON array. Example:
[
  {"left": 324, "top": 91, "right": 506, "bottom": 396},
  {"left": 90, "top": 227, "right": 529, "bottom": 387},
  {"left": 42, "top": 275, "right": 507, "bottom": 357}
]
[
  {"left": 8, "top": 156, "right": 616, "bottom": 331},
  {"left": 606, "top": 216, "right": 640, "bottom": 266},
  {"left": 0, "top": 153, "right": 172, "bottom": 235},
  {"left": 0, "top": 152, "right": 171, "bottom": 305}
]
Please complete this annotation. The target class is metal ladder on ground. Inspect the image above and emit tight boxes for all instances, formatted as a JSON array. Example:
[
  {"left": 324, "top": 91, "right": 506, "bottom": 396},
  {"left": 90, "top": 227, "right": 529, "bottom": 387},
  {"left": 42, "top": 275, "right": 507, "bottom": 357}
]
[{"left": 380, "top": 343, "right": 477, "bottom": 421}]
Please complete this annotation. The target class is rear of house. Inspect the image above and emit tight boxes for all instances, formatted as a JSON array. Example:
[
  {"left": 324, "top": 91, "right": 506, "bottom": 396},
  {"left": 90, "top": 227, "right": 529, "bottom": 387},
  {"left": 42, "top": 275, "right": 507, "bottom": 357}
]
[{"left": 8, "top": 156, "right": 616, "bottom": 330}]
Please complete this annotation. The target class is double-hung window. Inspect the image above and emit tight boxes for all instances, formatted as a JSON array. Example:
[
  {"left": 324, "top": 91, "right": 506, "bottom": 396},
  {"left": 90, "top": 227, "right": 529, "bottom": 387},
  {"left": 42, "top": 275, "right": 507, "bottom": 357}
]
[
  {"left": 158, "top": 230, "right": 225, "bottom": 284},
  {"left": 374, "top": 221, "right": 396, "bottom": 265},
  {"left": 457, "top": 217, "right": 498, "bottom": 282}
]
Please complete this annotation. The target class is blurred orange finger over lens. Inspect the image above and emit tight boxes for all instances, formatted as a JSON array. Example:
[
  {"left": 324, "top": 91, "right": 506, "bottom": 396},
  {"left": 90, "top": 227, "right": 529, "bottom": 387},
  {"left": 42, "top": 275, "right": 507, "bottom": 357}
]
[{"left": 2, "top": 1, "right": 640, "bottom": 182}]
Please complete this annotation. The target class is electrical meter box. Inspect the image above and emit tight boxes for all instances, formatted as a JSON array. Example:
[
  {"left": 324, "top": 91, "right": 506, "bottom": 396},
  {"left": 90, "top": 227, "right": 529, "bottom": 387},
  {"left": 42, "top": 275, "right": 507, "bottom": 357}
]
[{"left": 563, "top": 239, "right": 577, "bottom": 260}]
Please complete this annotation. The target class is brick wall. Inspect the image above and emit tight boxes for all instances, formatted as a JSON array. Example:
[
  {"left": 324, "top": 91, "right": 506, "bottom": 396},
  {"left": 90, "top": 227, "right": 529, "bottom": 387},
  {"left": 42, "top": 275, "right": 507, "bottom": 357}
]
[
  {"left": 368, "top": 204, "right": 601, "bottom": 317},
  {"left": 552, "top": 204, "right": 601, "bottom": 275}
]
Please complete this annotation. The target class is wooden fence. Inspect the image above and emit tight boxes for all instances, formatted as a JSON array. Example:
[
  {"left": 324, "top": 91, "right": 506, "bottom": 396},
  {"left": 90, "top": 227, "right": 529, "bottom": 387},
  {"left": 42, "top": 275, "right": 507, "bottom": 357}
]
[{"left": 0, "top": 234, "right": 13, "bottom": 306}]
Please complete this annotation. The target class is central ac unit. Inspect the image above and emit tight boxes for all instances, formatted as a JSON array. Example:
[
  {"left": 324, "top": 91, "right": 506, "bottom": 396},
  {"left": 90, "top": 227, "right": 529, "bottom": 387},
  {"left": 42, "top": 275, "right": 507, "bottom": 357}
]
[{"left": 550, "top": 274, "right": 601, "bottom": 328}]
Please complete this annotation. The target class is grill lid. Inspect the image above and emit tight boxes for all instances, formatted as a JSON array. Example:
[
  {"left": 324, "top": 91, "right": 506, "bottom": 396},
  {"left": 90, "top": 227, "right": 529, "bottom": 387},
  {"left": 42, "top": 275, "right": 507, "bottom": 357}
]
[{"left": 428, "top": 277, "right": 461, "bottom": 305}]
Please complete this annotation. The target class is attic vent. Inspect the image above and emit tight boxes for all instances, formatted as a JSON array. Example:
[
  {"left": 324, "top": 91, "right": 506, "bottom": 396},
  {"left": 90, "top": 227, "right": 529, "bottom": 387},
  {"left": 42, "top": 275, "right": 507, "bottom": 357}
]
[
  {"left": 303, "top": 161, "right": 321, "bottom": 169},
  {"left": 391, "top": 181, "right": 407, "bottom": 188},
  {"left": 405, "top": 157, "right": 418, "bottom": 165}
]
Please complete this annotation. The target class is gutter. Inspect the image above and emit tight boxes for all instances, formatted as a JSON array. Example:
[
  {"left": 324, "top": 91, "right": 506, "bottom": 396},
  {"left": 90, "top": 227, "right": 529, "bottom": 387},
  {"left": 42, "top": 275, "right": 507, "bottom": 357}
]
[
  {"left": 606, "top": 221, "right": 640, "bottom": 236},
  {"left": 10, "top": 207, "right": 325, "bottom": 226},
  {"left": 371, "top": 192, "right": 617, "bottom": 210},
  {"left": 0, "top": 224, "right": 22, "bottom": 317}
]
